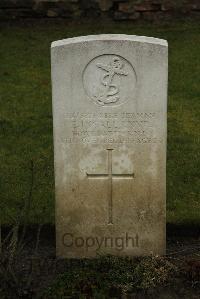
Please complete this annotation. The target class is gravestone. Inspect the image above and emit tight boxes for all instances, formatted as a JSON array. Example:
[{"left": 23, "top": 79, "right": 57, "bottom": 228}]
[{"left": 51, "top": 35, "right": 168, "bottom": 258}]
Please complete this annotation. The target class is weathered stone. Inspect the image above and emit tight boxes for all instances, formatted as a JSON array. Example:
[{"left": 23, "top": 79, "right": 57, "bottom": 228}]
[
  {"left": 161, "top": 2, "right": 174, "bottom": 12},
  {"left": 187, "top": 2, "right": 200, "bottom": 11},
  {"left": 51, "top": 34, "right": 168, "bottom": 258},
  {"left": 47, "top": 9, "right": 59, "bottom": 17},
  {"left": 191, "top": 3, "right": 200, "bottom": 11},
  {"left": 33, "top": 0, "right": 79, "bottom": 17},
  {"left": 98, "top": 0, "right": 113, "bottom": 12},
  {"left": 134, "top": 3, "right": 161, "bottom": 12},
  {"left": 118, "top": 2, "right": 135, "bottom": 14}
]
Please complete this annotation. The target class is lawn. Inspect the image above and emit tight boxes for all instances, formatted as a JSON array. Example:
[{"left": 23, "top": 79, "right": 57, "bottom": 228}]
[{"left": 0, "top": 20, "right": 199, "bottom": 225}]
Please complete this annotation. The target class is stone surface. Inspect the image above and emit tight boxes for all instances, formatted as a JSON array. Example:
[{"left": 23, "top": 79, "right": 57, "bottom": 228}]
[
  {"left": 51, "top": 34, "right": 168, "bottom": 258},
  {"left": 191, "top": 3, "right": 200, "bottom": 11},
  {"left": 118, "top": 2, "right": 135, "bottom": 13},
  {"left": 47, "top": 9, "right": 59, "bottom": 17},
  {"left": 161, "top": 2, "right": 174, "bottom": 11},
  {"left": 98, "top": 0, "right": 113, "bottom": 12},
  {"left": 134, "top": 3, "right": 161, "bottom": 11}
]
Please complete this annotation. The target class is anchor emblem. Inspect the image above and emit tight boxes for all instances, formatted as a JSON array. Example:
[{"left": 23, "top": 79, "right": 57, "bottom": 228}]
[
  {"left": 93, "top": 57, "right": 128, "bottom": 105},
  {"left": 83, "top": 54, "right": 136, "bottom": 107}
]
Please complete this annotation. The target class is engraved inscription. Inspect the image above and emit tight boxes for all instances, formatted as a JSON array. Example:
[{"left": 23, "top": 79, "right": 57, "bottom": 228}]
[
  {"left": 64, "top": 111, "right": 163, "bottom": 144},
  {"left": 83, "top": 55, "right": 137, "bottom": 107},
  {"left": 86, "top": 149, "right": 134, "bottom": 224}
]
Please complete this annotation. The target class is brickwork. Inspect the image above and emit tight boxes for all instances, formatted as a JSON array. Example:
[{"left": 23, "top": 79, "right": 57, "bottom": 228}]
[{"left": 0, "top": 0, "right": 200, "bottom": 21}]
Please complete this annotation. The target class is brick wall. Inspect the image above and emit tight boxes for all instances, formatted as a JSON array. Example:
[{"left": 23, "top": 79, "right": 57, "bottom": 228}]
[{"left": 0, "top": 0, "right": 200, "bottom": 21}]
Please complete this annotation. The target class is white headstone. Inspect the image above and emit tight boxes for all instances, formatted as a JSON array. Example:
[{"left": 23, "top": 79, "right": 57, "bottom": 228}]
[{"left": 51, "top": 35, "right": 168, "bottom": 258}]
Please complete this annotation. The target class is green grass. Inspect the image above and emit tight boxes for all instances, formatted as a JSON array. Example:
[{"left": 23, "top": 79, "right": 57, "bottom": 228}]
[{"left": 0, "top": 20, "right": 199, "bottom": 225}]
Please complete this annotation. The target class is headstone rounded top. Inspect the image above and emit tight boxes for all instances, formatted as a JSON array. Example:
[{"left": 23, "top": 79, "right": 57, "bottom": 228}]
[
  {"left": 51, "top": 34, "right": 168, "bottom": 49},
  {"left": 51, "top": 31, "right": 168, "bottom": 258}
]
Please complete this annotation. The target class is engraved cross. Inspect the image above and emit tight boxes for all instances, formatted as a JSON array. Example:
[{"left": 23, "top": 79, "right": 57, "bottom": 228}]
[{"left": 86, "top": 149, "right": 134, "bottom": 225}]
